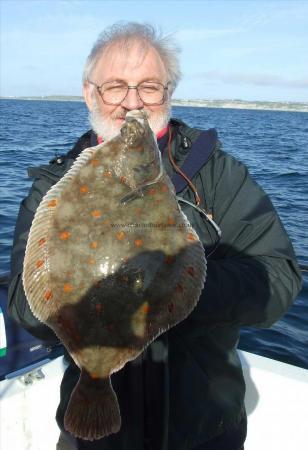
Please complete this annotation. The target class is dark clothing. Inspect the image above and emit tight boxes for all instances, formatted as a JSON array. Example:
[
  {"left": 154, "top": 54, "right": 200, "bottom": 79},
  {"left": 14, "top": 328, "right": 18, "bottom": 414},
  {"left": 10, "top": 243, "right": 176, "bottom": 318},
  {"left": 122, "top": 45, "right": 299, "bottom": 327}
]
[
  {"left": 8, "top": 120, "right": 302, "bottom": 450},
  {"left": 191, "top": 415, "right": 246, "bottom": 450},
  {"left": 58, "top": 414, "right": 246, "bottom": 450}
]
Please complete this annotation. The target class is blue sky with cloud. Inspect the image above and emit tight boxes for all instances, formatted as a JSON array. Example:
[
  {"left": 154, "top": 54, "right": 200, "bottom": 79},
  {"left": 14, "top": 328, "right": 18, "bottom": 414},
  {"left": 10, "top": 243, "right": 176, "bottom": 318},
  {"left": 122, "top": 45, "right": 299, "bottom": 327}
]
[{"left": 1, "top": 0, "right": 308, "bottom": 101}]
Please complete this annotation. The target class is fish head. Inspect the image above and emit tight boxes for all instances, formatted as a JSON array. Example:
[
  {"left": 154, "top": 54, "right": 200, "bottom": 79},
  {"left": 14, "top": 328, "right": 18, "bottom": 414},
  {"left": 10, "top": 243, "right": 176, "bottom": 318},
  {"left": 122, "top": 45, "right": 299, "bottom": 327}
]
[
  {"left": 120, "top": 110, "right": 148, "bottom": 147},
  {"left": 120, "top": 110, "right": 162, "bottom": 186}
]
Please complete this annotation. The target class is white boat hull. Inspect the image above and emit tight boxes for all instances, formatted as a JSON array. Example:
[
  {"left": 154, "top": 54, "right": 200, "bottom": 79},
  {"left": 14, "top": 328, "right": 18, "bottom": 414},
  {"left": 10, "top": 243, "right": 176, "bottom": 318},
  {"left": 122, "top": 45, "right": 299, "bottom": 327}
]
[{"left": 1, "top": 351, "right": 307, "bottom": 449}]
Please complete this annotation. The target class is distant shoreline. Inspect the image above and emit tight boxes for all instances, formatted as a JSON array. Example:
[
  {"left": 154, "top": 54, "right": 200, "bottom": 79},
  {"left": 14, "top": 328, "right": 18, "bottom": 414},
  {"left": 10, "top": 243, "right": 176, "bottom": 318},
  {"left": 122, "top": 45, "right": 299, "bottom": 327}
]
[
  {"left": 172, "top": 99, "right": 308, "bottom": 113},
  {"left": 1, "top": 96, "right": 307, "bottom": 113}
]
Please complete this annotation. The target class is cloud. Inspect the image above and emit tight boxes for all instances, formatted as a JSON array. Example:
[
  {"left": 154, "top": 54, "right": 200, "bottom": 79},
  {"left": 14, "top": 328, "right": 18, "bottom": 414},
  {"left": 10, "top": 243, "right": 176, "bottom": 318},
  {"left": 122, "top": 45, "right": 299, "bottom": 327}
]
[
  {"left": 176, "top": 3, "right": 308, "bottom": 46},
  {"left": 191, "top": 71, "right": 308, "bottom": 89}
]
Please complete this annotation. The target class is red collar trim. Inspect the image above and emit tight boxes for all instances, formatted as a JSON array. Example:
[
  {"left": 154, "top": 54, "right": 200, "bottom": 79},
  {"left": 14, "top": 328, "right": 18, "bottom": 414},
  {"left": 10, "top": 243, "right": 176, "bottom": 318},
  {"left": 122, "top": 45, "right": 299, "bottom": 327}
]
[{"left": 156, "top": 125, "right": 169, "bottom": 140}]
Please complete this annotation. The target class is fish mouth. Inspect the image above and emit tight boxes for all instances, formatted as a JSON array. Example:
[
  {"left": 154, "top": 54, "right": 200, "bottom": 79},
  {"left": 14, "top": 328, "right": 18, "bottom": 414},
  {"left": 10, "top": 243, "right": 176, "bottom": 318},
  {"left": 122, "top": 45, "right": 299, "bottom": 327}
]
[
  {"left": 125, "top": 110, "right": 147, "bottom": 126},
  {"left": 115, "top": 110, "right": 148, "bottom": 124}
]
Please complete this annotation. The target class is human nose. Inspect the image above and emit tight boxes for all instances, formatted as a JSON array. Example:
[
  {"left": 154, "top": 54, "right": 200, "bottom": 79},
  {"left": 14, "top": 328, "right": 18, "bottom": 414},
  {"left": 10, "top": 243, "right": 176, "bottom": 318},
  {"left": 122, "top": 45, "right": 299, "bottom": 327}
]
[{"left": 121, "top": 86, "right": 144, "bottom": 110}]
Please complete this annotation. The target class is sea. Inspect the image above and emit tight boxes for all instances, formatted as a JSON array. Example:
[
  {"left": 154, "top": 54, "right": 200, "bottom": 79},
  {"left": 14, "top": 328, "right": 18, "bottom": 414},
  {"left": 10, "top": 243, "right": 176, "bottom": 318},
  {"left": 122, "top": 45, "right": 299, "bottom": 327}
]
[{"left": 0, "top": 99, "right": 307, "bottom": 369}]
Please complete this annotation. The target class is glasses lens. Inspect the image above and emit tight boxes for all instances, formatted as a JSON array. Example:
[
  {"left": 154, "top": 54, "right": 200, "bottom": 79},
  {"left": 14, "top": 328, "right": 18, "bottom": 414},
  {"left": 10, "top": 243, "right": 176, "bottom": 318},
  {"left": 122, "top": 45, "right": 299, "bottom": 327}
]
[
  {"left": 101, "top": 82, "right": 128, "bottom": 104},
  {"left": 100, "top": 81, "right": 166, "bottom": 105},
  {"left": 137, "top": 82, "right": 165, "bottom": 104}
]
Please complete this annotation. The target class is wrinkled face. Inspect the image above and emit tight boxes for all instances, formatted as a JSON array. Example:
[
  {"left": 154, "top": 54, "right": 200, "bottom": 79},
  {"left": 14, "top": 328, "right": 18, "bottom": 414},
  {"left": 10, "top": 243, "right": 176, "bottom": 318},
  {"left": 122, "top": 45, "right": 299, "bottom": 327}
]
[{"left": 83, "top": 40, "right": 172, "bottom": 141}]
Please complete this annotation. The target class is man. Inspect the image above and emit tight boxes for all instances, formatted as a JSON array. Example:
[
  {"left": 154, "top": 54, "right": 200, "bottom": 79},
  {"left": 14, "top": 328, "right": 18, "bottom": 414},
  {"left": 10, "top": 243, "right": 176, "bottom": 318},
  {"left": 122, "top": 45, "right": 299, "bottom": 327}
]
[{"left": 8, "top": 22, "right": 302, "bottom": 450}]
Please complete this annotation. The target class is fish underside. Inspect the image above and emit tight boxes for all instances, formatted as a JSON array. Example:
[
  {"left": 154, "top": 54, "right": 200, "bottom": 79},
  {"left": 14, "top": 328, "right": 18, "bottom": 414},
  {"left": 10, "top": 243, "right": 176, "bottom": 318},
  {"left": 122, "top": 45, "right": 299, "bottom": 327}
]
[{"left": 23, "top": 110, "right": 207, "bottom": 440}]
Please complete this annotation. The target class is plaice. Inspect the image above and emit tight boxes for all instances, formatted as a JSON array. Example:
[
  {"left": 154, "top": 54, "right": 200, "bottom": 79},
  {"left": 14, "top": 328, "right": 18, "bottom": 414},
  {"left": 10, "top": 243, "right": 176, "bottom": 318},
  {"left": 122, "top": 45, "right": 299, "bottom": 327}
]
[{"left": 23, "top": 110, "right": 207, "bottom": 440}]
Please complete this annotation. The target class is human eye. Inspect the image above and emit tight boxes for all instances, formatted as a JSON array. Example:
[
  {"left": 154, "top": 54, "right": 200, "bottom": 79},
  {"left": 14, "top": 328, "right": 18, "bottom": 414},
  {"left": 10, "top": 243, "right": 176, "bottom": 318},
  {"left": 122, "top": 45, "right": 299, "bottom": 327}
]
[
  {"left": 139, "top": 82, "right": 161, "bottom": 93},
  {"left": 103, "top": 82, "right": 127, "bottom": 93}
]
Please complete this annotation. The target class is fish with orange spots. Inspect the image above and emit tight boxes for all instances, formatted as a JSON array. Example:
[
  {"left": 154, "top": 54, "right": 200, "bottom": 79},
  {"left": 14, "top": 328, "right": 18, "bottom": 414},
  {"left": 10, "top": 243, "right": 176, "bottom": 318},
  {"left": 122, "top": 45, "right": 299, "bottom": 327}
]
[{"left": 22, "top": 110, "right": 206, "bottom": 441}]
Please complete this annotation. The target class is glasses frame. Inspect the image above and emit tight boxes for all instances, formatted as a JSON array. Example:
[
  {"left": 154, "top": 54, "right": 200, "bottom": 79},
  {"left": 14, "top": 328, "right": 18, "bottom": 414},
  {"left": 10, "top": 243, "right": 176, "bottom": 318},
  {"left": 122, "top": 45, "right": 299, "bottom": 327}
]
[{"left": 87, "top": 80, "right": 170, "bottom": 106}]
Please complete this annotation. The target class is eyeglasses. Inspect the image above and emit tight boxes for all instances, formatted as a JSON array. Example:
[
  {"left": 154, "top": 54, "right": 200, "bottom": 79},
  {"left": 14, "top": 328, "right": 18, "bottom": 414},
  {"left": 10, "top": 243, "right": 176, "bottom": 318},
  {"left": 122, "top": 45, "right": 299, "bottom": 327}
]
[{"left": 87, "top": 80, "right": 170, "bottom": 106}]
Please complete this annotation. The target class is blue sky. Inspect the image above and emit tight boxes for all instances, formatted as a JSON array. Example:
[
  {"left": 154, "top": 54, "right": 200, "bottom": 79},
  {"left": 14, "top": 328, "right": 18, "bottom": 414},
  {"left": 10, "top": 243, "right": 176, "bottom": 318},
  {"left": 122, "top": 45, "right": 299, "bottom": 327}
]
[{"left": 1, "top": 0, "right": 308, "bottom": 102}]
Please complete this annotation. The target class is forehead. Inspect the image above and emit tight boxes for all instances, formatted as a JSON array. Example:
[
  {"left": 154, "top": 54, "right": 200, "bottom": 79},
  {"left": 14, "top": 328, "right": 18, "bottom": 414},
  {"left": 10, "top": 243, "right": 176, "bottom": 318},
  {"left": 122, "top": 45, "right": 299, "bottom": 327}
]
[{"left": 92, "top": 40, "right": 167, "bottom": 83}]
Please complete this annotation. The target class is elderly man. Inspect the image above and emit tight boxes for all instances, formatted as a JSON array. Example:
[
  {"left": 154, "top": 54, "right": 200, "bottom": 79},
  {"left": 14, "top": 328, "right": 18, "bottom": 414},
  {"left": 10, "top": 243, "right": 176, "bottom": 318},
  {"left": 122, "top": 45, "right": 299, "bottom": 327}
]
[{"left": 8, "top": 22, "right": 301, "bottom": 450}]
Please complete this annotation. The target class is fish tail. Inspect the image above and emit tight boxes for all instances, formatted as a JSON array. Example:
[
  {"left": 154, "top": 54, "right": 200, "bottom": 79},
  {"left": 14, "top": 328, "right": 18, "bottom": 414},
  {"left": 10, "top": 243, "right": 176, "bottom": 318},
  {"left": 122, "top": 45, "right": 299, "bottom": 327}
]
[{"left": 64, "top": 369, "right": 121, "bottom": 440}]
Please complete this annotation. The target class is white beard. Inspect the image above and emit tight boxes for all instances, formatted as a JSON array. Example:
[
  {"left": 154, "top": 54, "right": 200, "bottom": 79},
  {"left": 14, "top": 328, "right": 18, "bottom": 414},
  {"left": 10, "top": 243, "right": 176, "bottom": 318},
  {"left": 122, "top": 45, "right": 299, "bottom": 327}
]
[{"left": 89, "top": 98, "right": 171, "bottom": 142}]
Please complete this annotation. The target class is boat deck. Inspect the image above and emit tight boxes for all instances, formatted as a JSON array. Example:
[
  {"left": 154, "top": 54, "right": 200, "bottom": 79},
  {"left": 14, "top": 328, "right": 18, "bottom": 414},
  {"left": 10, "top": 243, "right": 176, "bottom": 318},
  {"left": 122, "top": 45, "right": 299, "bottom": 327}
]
[{"left": 1, "top": 351, "right": 307, "bottom": 449}]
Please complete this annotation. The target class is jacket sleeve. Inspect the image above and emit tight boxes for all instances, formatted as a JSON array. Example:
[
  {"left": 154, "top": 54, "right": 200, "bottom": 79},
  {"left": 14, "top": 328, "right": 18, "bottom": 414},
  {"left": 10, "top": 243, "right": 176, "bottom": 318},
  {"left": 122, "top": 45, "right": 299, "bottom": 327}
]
[
  {"left": 184, "top": 148, "right": 302, "bottom": 329},
  {"left": 8, "top": 175, "right": 59, "bottom": 343}
]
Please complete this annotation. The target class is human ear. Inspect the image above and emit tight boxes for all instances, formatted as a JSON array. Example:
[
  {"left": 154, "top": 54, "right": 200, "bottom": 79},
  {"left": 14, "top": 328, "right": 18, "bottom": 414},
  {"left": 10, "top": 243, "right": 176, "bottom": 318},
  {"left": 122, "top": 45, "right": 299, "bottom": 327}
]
[{"left": 83, "top": 82, "right": 94, "bottom": 112}]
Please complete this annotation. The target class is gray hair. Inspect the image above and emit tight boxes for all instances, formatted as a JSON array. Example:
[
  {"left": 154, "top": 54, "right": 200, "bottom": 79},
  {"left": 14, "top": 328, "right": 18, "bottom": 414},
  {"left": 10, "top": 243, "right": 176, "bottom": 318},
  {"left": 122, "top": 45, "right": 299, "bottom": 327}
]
[{"left": 83, "top": 22, "right": 181, "bottom": 93}]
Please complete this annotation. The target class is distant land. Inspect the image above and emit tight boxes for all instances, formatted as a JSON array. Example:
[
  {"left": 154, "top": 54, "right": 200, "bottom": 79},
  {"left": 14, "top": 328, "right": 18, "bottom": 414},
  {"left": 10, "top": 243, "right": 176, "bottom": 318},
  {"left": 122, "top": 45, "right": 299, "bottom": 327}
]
[
  {"left": 172, "top": 98, "right": 308, "bottom": 113},
  {"left": 1, "top": 96, "right": 307, "bottom": 112}
]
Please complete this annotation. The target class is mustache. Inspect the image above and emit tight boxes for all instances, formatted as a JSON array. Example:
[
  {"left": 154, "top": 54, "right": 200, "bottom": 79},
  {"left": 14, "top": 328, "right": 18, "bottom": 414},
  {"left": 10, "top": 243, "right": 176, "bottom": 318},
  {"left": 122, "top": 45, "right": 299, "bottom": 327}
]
[{"left": 89, "top": 96, "right": 170, "bottom": 142}]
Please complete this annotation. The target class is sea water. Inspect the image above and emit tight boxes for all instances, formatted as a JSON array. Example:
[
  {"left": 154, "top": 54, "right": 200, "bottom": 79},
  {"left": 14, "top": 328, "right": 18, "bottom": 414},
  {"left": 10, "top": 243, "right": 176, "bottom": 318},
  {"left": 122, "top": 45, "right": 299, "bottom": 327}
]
[{"left": 0, "top": 99, "right": 307, "bottom": 368}]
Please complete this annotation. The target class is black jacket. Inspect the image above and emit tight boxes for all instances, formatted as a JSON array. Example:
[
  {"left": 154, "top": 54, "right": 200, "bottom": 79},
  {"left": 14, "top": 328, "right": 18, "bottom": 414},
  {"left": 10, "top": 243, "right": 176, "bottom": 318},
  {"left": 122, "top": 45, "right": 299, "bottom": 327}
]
[{"left": 8, "top": 120, "right": 302, "bottom": 450}]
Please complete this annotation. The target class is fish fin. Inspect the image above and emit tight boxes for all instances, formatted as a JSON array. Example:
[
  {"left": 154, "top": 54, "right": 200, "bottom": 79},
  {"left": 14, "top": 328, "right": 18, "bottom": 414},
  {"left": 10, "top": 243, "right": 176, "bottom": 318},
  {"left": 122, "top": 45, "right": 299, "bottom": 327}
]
[
  {"left": 22, "top": 145, "right": 97, "bottom": 321},
  {"left": 64, "top": 369, "right": 121, "bottom": 441},
  {"left": 152, "top": 238, "right": 207, "bottom": 333},
  {"left": 171, "top": 239, "right": 207, "bottom": 323}
]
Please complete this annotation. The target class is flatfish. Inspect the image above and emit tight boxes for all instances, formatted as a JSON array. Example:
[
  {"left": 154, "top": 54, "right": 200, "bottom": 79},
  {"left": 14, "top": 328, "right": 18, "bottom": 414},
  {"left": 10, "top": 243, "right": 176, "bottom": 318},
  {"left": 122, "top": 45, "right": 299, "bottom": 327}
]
[{"left": 23, "top": 110, "right": 207, "bottom": 440}]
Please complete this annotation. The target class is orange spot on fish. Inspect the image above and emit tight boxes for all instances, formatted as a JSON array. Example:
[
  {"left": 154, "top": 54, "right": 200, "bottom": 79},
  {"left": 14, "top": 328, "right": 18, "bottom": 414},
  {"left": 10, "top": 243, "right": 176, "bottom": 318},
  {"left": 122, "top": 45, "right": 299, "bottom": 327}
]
[
  {"left": 90, "top": 241, "right": 98, "bottom": 249},
  {"left": 187, "top": 266, "right": 195, "bottom": 277},
  {"left": 103, "top": 218, "right": 110, "bottom": 225},
  {"left": 116, "top": 231, "right": 126, "bottom": 240},
  {"left": 36, "top": 259, "right": 44, "bottom": 268},
  {"left": 38, "top": 238, "right": 46, "bottom": 246},
  {"left": 148, "top": 188, "right": 156, "bottom": 195},
  {"left": 161, "top": 184, "right": 169, "bottom": 193},
  {"left": 87, "top": 257, "right": 95, "bottom": 265},
  {"left": 90, "top": 372, "right": 99, "bottom": 379},
  {"left": 91, "top": 159, "right": 100, "bottom": 167},
  {"left": 47, "top": 199, "right": 57, "bottom": 207},
  {"left": 167, "top": 217, "right": 175, "bottom": 225},
  {"left": 134, "top": 238, "right": 143, "bottom": 247},
  {"left": 44, "top": 290, "right": 53, "bottom": 301},
  {"left": 120, "top": 176, "right": 126, "bottom": 183},
  {"left": 91, "top": 210, "right": 101, "bottom": 218},
  {"left": 164, "top": 255, "right": 175, "bottom": 265},
  {"left": 187, "top": 232, "right": 197, "bottom": 241},
  {"left": 103, "top": 170, "right": 112, "bottom": 177},
  {"left": 59, "top": 231, "right": 71, "bottom": 240},
  {"left": 80, "top": 185, "right": 89, "bottom": 194},
  {"left": 143, "top": 304, "right": 150, "bottom": 313},
  {"left": 63, "top": 283, "right": 73, "bottom": 293}
]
